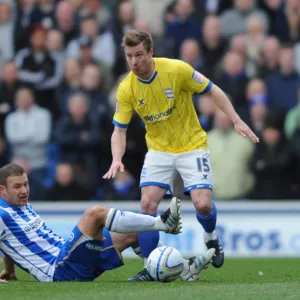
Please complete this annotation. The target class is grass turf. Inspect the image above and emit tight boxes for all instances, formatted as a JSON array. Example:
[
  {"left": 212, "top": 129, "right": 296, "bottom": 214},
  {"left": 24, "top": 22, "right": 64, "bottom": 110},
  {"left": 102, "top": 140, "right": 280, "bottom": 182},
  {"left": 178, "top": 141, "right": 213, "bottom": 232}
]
[{"left": 0, "top": 258, "right": 299, "bottom": 300}]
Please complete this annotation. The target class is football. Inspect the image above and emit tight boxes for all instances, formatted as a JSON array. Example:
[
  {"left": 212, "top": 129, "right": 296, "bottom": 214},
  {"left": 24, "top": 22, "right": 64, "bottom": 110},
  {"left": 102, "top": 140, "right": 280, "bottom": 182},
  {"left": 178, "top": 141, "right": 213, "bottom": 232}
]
[{"left": 146, "top": 246, "right": 184, "bottom": 282}]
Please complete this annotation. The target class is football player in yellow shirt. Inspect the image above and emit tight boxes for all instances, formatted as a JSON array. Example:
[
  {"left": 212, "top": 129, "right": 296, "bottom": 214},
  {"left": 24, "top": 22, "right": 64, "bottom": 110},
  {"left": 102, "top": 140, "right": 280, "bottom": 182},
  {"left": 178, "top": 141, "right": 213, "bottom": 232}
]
[{"left": 104, "top": 30, "right": 259, "bottom": 281}]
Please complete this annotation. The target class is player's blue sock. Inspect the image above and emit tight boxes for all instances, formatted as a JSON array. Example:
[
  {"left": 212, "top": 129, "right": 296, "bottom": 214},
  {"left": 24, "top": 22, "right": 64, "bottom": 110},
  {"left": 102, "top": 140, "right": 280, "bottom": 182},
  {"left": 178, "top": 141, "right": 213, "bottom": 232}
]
[
  {"left": 137, "top": 212, "right": 159, "bottom": 258},
  {"left": 196, "top": 202, "right": 217, "bottom": 233}
]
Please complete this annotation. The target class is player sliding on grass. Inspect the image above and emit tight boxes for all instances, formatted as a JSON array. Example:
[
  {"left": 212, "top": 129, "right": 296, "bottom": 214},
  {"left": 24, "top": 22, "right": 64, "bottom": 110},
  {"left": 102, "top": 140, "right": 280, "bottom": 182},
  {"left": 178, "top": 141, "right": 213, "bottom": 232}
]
[
  {"left": 0, "top": 163, "right": 213, "bottom": 283},
  {"left": 103, "top": 30, "right": 259, "bottom": 281}
]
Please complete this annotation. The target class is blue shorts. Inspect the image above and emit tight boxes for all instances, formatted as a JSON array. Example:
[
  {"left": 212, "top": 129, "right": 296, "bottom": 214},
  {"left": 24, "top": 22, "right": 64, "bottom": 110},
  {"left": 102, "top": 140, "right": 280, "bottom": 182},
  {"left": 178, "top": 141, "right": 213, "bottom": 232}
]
[{"left": 53, "top": 226, "right": 123, "bottom": 282}]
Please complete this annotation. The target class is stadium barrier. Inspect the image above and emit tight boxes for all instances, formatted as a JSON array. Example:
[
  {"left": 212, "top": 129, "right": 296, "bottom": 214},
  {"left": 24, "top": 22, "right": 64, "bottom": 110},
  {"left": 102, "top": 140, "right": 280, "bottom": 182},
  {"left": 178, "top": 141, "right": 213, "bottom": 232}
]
[{"left": 32, "top": 201, "right": 300, "bottom": 258}]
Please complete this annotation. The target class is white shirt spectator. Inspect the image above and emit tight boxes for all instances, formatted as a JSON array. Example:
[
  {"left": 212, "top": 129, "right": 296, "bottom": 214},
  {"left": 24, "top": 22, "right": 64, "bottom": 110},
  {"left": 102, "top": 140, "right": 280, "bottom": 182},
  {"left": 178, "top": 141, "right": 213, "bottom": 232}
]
[
  {"left": 5, "top": 105, "right": 51, "bottom": 170},
  {"left": 66, "top": 32, "right": 116, "bottom": 68}
]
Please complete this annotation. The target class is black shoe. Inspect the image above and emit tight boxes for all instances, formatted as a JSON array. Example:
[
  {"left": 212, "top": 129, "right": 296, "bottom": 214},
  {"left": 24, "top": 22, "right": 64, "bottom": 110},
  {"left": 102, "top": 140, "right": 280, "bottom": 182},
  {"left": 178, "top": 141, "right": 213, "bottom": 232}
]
[
  {"left": 127, "top": 268, "right": 154, "bottom": 282},
  {"left": 205, "top": 238, "right": 224, "bottom": 268}
]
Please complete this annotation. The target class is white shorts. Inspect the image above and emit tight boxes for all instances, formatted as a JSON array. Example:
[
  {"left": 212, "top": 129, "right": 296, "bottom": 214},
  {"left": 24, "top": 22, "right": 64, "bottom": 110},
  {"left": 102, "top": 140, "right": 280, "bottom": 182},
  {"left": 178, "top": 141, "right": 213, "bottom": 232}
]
[{"left": 139, "top": 150, "right": 213, "bottom": 197}]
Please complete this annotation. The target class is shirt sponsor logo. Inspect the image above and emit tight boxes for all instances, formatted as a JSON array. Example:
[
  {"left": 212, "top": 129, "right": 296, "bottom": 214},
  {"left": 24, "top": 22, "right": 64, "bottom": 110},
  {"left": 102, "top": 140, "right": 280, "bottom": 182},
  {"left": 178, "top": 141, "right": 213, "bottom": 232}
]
[
  {"left": 24, "top": 217, "right": 43, "bottom": 232},
  {"left": 143, "top": 105, "right": 176, "bottom": 122},
  {"left": 86, "top": 243, "right": 103, "bottom": 251}
]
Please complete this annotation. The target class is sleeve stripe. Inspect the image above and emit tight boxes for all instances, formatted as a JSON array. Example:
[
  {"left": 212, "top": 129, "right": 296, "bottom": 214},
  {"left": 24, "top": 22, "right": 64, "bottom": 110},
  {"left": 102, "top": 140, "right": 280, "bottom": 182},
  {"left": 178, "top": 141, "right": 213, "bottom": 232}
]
[
  {"left": 198, "top": 80, "right": 213, "bottom": 95},
  {"left": 113, "top": 119, "right": 129, "bottom": 128}
]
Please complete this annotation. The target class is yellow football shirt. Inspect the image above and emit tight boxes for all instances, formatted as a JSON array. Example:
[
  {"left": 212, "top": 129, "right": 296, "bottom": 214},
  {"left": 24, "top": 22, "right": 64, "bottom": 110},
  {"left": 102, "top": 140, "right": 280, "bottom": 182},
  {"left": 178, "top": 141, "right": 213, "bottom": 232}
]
[{"left": 113, "top": 58, "right": 213, "bottom": 153}]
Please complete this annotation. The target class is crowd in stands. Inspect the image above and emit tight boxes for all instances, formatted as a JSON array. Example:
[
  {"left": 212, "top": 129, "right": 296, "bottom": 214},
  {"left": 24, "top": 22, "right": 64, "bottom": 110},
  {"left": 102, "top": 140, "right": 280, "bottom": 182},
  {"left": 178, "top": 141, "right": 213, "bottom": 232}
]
[{"left": 0, "top": 0, "right": 299, "bottom": 201}]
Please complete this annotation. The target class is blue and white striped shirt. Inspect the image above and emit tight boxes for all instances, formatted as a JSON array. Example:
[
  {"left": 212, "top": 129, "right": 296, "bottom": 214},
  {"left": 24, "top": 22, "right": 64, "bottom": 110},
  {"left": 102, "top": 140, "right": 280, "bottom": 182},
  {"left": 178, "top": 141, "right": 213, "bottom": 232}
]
[{"left": 0, "top": 198, "right": 64, "bottom": 282}]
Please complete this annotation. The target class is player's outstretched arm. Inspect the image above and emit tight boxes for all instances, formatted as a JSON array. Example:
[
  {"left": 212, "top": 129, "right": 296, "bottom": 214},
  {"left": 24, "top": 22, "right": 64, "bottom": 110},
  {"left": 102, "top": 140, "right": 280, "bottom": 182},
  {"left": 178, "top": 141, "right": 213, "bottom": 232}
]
[
  {"left": 103, "top": 126, "right": 127, "bottom": 179},
  {"left": 0, "top": 254, "right": 17, "bottom": 282},
  {"left": 208, "top": 84, "right": 260, "bottom": 143}
]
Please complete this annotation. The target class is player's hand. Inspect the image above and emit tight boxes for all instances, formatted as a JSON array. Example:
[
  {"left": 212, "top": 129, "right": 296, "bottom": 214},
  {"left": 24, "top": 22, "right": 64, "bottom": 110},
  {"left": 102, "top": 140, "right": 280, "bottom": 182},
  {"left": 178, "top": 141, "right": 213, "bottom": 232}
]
[
  {"left": 0, "top": 270, "right": 18, "bottom": 281},
  {"left": 234, "top": 119, "right": 260, "bottom": 143},
  {"left": 103, "top": 161, "right": 125, "bottom": 179}
]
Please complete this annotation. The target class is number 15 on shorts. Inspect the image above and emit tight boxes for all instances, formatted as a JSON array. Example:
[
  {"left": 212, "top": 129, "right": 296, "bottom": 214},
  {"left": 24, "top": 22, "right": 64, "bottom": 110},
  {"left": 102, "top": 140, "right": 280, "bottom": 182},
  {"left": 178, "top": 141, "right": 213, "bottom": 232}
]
[{"left": 196, "top": 157, "right": 210, "bottom": 172}]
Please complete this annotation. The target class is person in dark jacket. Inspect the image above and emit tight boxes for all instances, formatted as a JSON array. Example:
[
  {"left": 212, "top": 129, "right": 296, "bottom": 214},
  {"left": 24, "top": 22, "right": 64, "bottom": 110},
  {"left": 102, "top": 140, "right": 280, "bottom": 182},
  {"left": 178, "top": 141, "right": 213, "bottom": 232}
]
[
  {"left": 45, "top": 163, "right": 92, "bottom": 201},
  {"left": 54, "top": 93, "right": 100, "bottom": 192},
  {"left": 250, "top": 116, "right": 297, "bottom": 199},
  {"left": 15, "top": 24, "right": 63, "bottom": 119}
]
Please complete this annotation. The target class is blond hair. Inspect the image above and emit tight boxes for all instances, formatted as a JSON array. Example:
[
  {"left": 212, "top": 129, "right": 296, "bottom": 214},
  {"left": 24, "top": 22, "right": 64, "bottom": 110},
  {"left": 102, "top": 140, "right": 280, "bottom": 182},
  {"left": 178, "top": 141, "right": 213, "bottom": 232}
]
[{"left": 122, "top": 30, "right": 153, "bottom": 51}]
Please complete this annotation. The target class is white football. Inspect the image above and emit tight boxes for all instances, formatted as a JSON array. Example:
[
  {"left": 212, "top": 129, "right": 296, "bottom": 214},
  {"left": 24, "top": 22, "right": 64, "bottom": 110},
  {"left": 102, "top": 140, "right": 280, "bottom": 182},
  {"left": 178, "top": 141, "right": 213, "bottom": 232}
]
[{"left": 146, "top": 246, "right": 184, "bottom": 282}]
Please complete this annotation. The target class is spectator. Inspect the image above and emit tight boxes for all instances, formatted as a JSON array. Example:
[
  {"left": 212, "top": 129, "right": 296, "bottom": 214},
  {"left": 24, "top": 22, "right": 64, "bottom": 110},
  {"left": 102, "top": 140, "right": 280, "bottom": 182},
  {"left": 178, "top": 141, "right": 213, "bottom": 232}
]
[
  {"left": 266, "top": 44, "right": 299, "bottom": 111},
  {"left": 257, "top": 36, "right": 280, "bottom": 78},
  {"left": 14, "top": 0, "right": 43, "bottom": 52},
  {"left": 4, "top": 87, "right": 51, "bottom": 200},
  {"left": 220, "top": 0, "right": 269, "bottom": 39},
  {"left": 79, "top": 0, "right": 111, "bottom": 27},
  {"left": 132, "top": 0, "right": 170, "bottom": 37},
  {"left": 179, "top": 39, "right": 202, "bottom": 71},
  {"left": 104, "top": 170, "right": 140, "bottom": 201},
  {"left": 244, "top": 79, "right": 269, "bottom": 137},
  {"left": 15, "top": 24, "right": 64, "bottom": 118},
  {"left": 195, "top": 94, "right": 216, "bottom": 132},
  {"left": 80, "top": 63, "right": 110, "bottom": 118},
  {"left": 250, "top": 117, "right": 296, "bottom": 199},
  {"left": 244, "top": 13, "right": 268, "bottom": 77},
  {"left": 56, "top": 58, "right": 82, "bottom": 116},
  {"left": 45, "top": 163, "right": 92, "bottom": 201},
  {"left": 66, "top": 15, "right": 116, "bottom": 68},
  {"left": 201, "top": 15, "right": 227, "bottom": 81},
  {"left": 38, "top": 0, "right": 56, "bottom": 30},
  {"left": 133, "top": 18, "right": 151, "bottom": 34},
  {"left": 273, "top": 0, "right": 300, "bottom": 43},
  {"left": 54, "top": 93, "right": 100, "bottom": 192},
  {"left": 164, "top": 0, "right": 201, "bottom": 58},
  {"left": 229, "top": 34, "right": 247, "bottom": 58},
  {"left": 215, "top": 50, "right": 249, "bottom": 110},
  {"left": 77, "top": 36, "right": 113, "bottom": 91},
  {"left": 46, "top": 28, "right": 64, "bottom": 54},
  {"left": 54, "top": 0, "right": 78, "bottom": 47},
  {"left": 208, "top": 109, "right": 255, "bottom": 200},
  {"left": 0, "top": 1, "right": 14, "bottom": 64},
  {"left": 106, "top": 0, "right": 136, "bottom": 78},
  {"left": 0, "top": 61, "right": 22, "bottom": 136}
]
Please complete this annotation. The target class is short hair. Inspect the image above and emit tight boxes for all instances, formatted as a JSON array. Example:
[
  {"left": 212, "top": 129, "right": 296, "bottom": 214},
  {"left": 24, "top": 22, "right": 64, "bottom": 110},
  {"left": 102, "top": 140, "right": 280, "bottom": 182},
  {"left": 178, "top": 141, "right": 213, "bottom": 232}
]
[
  {"left": 0, "top": 164, "right": 25, "bottom": 187},
  {"left": 122, "top": 30, "right": 153, "bottom": 51}
]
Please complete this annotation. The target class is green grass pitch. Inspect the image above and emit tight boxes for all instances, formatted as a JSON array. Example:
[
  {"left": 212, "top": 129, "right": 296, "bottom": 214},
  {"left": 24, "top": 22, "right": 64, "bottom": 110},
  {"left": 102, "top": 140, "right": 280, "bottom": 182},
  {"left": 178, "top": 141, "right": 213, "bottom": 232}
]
[{"left": 0, "top": 258, "right": 299, "bottom": 300}]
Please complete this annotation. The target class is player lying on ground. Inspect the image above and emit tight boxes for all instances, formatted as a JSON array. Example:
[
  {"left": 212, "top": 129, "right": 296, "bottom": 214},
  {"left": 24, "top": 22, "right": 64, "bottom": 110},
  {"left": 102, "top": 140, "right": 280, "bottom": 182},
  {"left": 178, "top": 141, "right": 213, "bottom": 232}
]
[
  {"left": 103, "top": 29, "right": 260, "bottom": 281},
  {"left": 0, "top": 163, "right": 211, "bottom": 283}
]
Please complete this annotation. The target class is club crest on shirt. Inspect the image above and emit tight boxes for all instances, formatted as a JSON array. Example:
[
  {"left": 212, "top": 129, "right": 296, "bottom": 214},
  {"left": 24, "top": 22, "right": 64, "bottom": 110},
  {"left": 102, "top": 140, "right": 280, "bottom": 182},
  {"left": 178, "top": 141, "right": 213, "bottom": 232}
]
[
  {"left": 164, "top": 88, "right": 174, "bottom": 99},
  {"left": 192, "top": 70, "right": 205, "bottom": 84}
]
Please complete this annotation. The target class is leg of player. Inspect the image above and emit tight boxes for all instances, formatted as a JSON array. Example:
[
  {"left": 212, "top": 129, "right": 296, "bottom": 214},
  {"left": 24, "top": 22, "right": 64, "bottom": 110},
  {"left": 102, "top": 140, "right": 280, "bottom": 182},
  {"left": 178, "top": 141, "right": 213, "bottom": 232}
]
[
  {"left": 191, "top": 189, "right": 224, "bottom": 268},
  {"left": 128, "top": 186, "right": 166, "bottom": 281},
  {"left": 77, "top": 197, "right": 182, "bottom": 239}
]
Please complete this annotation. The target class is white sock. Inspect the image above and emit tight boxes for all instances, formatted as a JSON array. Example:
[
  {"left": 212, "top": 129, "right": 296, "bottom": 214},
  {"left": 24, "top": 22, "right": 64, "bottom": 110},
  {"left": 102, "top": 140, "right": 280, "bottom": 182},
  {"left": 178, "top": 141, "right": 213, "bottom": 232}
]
[
  {"left": 144, "top": 257, "right": 148, "bottom": 267},
  {"left": 105, "top": 208, "right": 166, "bottom": 233},
  {"left": 132, "top": 246, "right": 143, "bottom": 258},
  {"left": 204, "top": 230, "right": 217, "bottom": 243}
]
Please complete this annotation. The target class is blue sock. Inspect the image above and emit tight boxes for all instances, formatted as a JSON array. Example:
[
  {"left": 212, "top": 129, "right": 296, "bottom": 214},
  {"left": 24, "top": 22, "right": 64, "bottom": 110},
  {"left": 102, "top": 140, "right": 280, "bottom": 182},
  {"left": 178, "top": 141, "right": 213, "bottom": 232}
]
[
  {"left": 137, "top": 212, "right": 159, "bottom": 258},
  {"left": 196, "top": 202, "right": 217, "bottom": 233}
]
